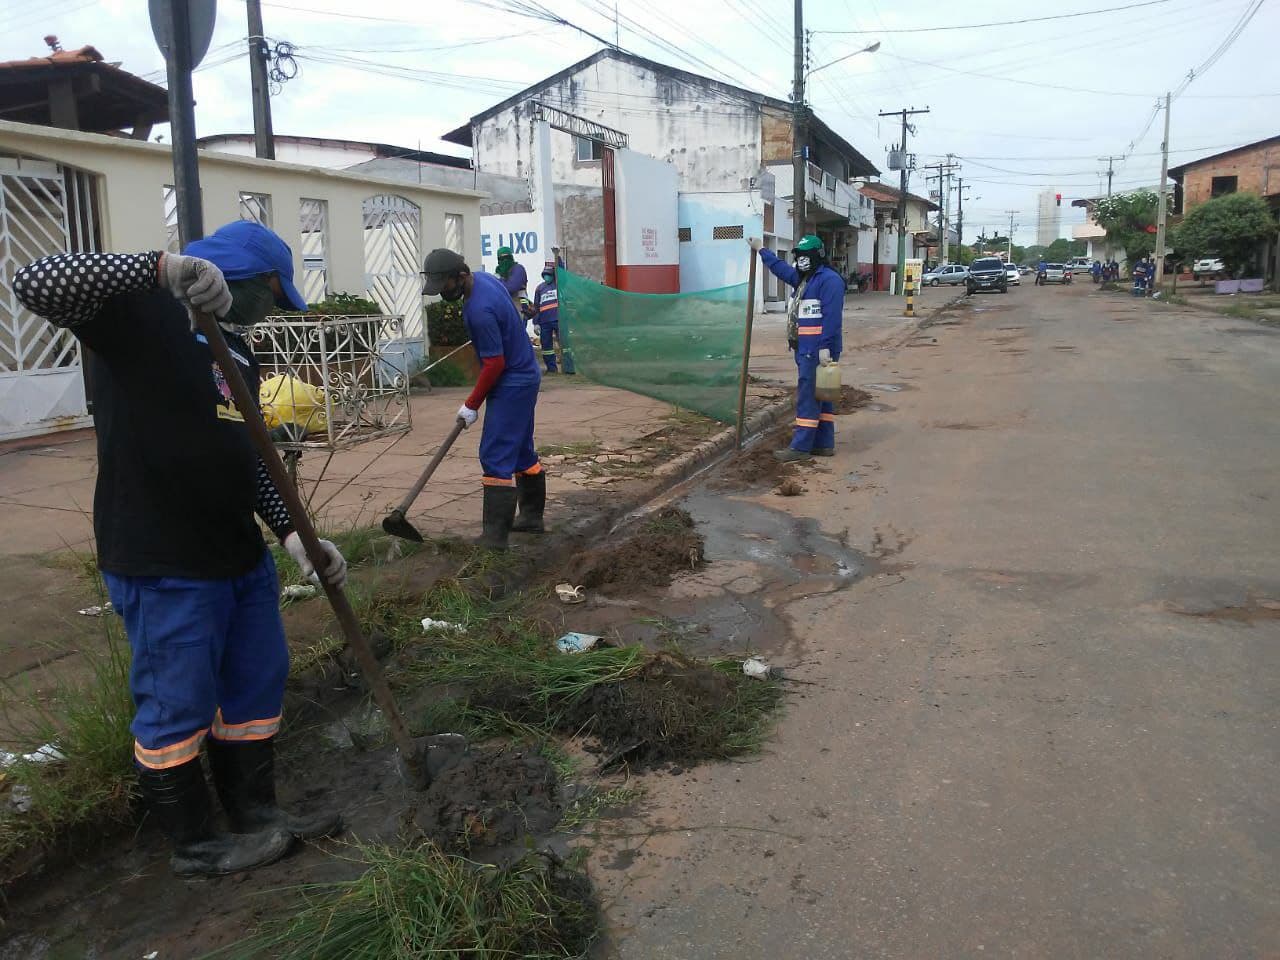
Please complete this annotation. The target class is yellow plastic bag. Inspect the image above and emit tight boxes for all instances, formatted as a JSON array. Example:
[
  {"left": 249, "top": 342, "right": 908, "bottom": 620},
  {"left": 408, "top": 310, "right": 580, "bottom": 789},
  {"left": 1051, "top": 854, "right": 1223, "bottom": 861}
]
[{"left": 259, "top": 374, "right": 328, "bottom": 435}]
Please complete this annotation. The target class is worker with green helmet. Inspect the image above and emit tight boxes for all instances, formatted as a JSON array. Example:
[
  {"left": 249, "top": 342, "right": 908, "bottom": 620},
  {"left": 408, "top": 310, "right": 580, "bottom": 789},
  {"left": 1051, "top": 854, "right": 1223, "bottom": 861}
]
[
  {"left": 747, "top": 234, "right": 844, "bottom": 462},
  {"left": 495, "top": 246, "right": 533, "bottom": 321}
]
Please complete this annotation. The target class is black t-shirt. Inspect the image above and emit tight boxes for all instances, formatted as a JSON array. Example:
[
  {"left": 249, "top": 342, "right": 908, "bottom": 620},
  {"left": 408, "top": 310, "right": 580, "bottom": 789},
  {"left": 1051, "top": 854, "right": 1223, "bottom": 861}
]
[{"left": 78, "top": 289, "right": 272, "bottom": 578}]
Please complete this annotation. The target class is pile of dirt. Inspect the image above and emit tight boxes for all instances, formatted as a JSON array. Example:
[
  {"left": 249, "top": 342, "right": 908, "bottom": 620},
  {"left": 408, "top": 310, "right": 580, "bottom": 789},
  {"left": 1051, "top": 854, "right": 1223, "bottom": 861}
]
[
  {"left": 836, "top": 386, "right": 874, "bottom": 414},
  {"left": 566, "top": 507, "right": 704, "bottom": 590},
  {"left": 566, "top": 651, "right": 756, "bottom": 766},
  {"left": 711, "top": 426, "right": 796, "bottom": 490},
  {"left": 414, "top": 745, "right": 560, "bottom": 852}
]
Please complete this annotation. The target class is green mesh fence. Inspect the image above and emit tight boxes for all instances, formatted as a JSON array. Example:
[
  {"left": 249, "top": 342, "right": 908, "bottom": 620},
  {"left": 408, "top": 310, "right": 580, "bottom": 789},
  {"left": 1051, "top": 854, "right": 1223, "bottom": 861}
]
[{"left": 557, "top": 270, "right": 748, "bottom": 423}]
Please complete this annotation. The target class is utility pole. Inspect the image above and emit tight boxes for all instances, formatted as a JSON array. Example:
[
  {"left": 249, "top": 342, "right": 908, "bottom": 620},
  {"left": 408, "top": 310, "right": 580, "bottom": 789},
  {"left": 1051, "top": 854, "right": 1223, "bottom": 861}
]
[
  {"left": 792, "top": 0, "right": 806, "bottom": 246},
  {"left": 941, "top": 154, "right": 958, "bottom": 266},
  {"left": 879, "top": 106, "right": 929, "bottom": 294},
  {"left": 955, "top": 178, "right": 972, "bottom": 248},
  {"left": 1098, "top": 155, "right": 1121, "bottom": 199},
  {"left": 247, "top": 0, "right": 275, "bottom": 160},
  {"left": 1006, "top": 210, "right": 1018, "bottom": 262},
  {"left": 1153, "top": 92, "right": 1171, "bottom": 291}
]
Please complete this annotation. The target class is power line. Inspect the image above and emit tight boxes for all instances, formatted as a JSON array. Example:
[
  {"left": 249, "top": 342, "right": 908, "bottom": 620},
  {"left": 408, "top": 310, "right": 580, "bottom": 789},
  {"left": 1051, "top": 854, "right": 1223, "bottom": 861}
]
[{"left": 813, "top": 0, "right": 1172, "bottom": 34}]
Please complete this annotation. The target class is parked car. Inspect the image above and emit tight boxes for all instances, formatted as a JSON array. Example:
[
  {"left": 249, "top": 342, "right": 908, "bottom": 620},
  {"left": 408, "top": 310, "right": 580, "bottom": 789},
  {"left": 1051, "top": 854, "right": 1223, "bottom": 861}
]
[
  {"left": 1004, "top": 262, "right": 1020, "bottom": 285},
  {"left": 1019, "top": 265, "right": 1032, "bottom": 275},
  {"left": 1192, "top": 257, "right": 1227, "bottom": 281},
  {"left": 1042, "top": 262, "right": 1072, "bottom": 284},
  {"left": 1069, "top": 257, "right": 1092, "bottom": 274},
  {"left": 967, "top": 257, "right": 1009, "bottom": 294},
  {"left": 923, "top": 264, "right": 969, "bottom": 286}
]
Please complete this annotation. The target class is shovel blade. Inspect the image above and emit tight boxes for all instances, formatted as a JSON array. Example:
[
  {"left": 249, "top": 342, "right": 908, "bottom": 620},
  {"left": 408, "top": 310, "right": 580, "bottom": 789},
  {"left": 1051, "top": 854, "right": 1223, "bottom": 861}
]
[{"left": 382, "top": 509, "right": 423, "bottom": 543}]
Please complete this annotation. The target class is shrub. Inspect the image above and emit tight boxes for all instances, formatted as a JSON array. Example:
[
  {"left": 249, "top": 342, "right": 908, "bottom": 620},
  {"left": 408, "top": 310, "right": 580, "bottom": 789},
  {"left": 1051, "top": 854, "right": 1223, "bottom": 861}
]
[{"left": 426, "top": 300, "right": 467, "bottom": 347}]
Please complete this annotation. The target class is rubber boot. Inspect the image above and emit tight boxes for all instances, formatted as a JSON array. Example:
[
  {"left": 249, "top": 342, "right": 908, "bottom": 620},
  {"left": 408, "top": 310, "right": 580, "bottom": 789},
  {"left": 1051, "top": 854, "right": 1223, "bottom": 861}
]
[
  {"left": 773, "top": 447, "right": 812, "bottom": 463},
  {"left": 137, "top": 757, "right": 293, "bottom": 877},
  {"left": 511, "top": 472, "right": 547, "bottom": 534},
  {"left": 475, "top": 485, "right": 518, "bottom": 550},
  {"left": 811, "top": 448, "right": 835, "bottom": 457},
  {"left": 207, "top": 737, "right": 342, "bottom": 840}
]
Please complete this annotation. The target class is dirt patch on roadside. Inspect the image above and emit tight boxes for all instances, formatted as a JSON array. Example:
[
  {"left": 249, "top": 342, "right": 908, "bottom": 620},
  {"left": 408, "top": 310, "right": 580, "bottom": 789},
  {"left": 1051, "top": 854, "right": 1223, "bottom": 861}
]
[
  {"left": 566, "top": 507, "right": 704, "bottom": 590},
  {"left": 414, "top": 745, "right": 560, "bottom": 852},
  {"left": 836, "top": 386, "right": 874, "bottom": 414},
  {"left": 711, "top": 425, "right": 795, "bottom": 490}
]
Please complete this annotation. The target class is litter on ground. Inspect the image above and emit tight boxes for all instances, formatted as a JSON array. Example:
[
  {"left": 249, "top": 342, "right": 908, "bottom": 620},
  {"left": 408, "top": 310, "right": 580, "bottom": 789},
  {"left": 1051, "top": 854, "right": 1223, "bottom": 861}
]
[
  {"left": 77, "top": 603, "right": 112, "bottom": 617},
  {"left": 557, "top": 632, "right": 601, "bottom": 654},
  {"left": 743, "top": 657, "right": 772, "bottom": 680},
  {"left": 556, "top": 583, "right": 587, "bottom": 604},
  {"left": 422, "top": 618, "right": 466, "bottom": 634},
  {"left": 281, "top": 584, "right": 317, "bottom": 602}
]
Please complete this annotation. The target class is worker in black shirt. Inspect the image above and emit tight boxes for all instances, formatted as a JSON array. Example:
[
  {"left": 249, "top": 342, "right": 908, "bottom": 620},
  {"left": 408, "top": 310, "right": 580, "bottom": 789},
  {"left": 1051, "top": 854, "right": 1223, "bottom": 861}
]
[{"left": 13, "top": 221, "right": 346, "bottom": 877}]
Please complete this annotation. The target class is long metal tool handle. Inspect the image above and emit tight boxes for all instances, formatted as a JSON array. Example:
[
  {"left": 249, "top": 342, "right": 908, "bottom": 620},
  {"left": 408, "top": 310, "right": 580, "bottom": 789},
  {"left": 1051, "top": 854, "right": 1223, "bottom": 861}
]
[
  {"left": 193, "top": 311, "right": 422, "bottom": 777},
  {"left": 394, "top": 419, "right": 467, "bottom": 516},
  {"left": 735, "top": 251, "right": 759, "bottom": 450}
]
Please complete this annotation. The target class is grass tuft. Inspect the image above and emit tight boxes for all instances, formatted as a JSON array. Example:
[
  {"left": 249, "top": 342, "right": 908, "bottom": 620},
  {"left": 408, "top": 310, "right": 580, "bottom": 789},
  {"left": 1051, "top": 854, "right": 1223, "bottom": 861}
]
[
  {"left": 203, "top": 840, "right": 598, "bottom": 960},
  {"left": 0, "top": 610, "right": 136, "bottom": 870},
  {"left": 558, "top": 785, "right": 643, "bottom": 831}
]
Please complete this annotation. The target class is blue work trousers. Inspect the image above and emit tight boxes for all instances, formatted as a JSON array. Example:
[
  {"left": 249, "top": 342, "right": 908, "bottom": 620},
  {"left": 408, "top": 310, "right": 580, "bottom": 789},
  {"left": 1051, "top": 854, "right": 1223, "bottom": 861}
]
[
  {"left": 538, "top": 321, "right": 559, "bottom": 372},
  {"left": 479, "top": 380, "right": 541, "bottom": 485},
  {"left": 104, "top": 550, "right": 288, "bottom": 770},
  {"left": 791, "top": 353, "right": 835, "bottom": 452}
]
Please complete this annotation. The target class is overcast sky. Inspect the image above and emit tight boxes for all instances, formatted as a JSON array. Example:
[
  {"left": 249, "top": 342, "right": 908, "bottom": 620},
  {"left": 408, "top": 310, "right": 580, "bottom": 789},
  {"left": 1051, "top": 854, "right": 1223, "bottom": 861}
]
[{"left": 3, "top": 0, "right": 1275, "bottom": 245}]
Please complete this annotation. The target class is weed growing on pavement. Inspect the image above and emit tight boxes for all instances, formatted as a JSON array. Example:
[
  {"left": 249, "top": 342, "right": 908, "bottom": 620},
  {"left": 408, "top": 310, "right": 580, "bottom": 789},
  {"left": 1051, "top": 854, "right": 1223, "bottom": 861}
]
[
  {"left": 0, "top": 612, "right": 135, "bottom": 870},
  {"left": 538, "top": 439, "right": 603, "bottom": 458},
  {"left": 558, "top": 785, "right": 644, "bottom": 831},
  {"left": 204, "top": 841, "right": 598, "bottom": 960}
]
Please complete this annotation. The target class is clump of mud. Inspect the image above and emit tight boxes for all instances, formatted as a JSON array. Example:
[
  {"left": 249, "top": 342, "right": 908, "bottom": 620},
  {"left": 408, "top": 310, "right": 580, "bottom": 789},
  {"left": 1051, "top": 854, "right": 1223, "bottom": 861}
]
[
  {"left": 836, "top": 386, "right": 873, "bottom": 414},
  {"left": 711, "top": 426, "right": 796, "bottom": 490},
  {"left": 414, "top": 747, "right": 560, "bottom": 851},
  {"left": 775, "top": 478, "right": 805, "bottom": 497},
  {"left": 566, "top": 651, "right": 778, "bottom": 766},
  {"left": 566, "top": 507, "right": 704, "bottom": 589}
]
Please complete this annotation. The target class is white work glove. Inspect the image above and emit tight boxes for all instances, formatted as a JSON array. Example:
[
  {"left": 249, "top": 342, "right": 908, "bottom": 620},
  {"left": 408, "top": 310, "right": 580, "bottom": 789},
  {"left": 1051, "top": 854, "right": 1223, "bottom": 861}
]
[
  {"left": 160, "top": 253, "right": 233, "bottom": 321},
  {"left": 818, "top": 348, "right": 833, "bottom": 365},
  {"left": 283, "top": 531, "right": 347, "bottom": 589},
  {"left": 457, "top": 404, "right": 478, "bottom": 428},
  {"left": 747, "top": 237, "right": 763, "bottom": 252}
]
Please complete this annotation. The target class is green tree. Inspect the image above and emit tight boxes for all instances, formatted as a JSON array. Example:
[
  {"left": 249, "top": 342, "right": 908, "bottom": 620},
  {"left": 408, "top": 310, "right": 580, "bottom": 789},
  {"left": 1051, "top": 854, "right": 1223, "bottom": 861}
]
[
  {"left": 1172, "top": 192, "right": 1276, "bottom": 278},
  {"left": 1092, "top": 190, "right": 1158, "bottom": 263}
]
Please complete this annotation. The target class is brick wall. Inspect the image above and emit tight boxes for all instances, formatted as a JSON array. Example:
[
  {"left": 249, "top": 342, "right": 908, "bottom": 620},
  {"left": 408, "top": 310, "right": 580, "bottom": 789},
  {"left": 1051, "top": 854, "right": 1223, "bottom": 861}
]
[{"left": 1179, "top": 141, "right": 1280, "bottom": 211}]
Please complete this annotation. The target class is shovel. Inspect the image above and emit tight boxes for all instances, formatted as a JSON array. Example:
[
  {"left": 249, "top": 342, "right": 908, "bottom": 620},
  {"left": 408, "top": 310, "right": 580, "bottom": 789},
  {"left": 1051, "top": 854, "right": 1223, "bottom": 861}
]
[
  {"left": 382, "top": 418, "right": 468, "bottom": 543},
  {"left": 192, "top": 310, "right": 452, "bottom": 788}
]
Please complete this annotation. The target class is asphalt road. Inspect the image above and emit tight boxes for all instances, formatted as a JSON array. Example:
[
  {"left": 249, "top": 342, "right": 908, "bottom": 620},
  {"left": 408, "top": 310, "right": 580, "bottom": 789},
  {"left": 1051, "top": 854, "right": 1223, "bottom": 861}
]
[{"left": 598, "top": 285, "right": 1280, "bottom": 958}]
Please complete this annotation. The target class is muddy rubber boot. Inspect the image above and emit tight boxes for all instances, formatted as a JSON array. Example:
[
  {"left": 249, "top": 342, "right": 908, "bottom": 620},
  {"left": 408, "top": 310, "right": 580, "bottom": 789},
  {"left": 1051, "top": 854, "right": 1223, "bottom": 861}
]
[
  {"left": 511, "top": 472, "right": 547, "bottom": 534},
  {"left": 475, "top": 484, "right": 518, "bottom": 550},
  {"left": 207, "top": 737, "right": 342, "bottom": 840},
  {"left": 811, "top": 448, "right": 835, "bottom": 457},
  {"left": 773, "top": 447, "right": 812, "bottom": 463},
  {"left": 137, "top": 758, "right": 293, "bottom": 877}
]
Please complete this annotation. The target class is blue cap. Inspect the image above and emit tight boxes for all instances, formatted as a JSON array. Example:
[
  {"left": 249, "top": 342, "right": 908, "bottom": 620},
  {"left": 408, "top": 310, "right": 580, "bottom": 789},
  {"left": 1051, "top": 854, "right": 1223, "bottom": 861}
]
[{"left": 184, "top": 221, "right": 308, "bottom": 312}]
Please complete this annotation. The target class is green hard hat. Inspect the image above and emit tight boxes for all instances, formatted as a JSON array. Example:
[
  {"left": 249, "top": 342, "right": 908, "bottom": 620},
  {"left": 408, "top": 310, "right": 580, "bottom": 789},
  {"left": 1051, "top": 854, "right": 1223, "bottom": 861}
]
[
  {"left": 794, "top": 235, "right": 825, "bottom": 255},
  {"left": 496, "top": 246, "right": 514, "bottom": 258}
]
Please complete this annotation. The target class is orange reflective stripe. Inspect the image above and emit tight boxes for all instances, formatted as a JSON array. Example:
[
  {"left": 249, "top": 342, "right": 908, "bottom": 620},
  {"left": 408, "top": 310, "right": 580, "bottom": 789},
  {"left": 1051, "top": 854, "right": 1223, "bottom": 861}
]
[
  {"left": 481, "top": 475, "right": 516, "bottom": 487},
  {"left": 819, "top": 413, "right": 836, "bottom": 422},
  {"left": 518, "top": 462, "right": 543, "bottom": 476},
  {"left": 539, "top": 302, "right": 557, "bottom": 312},
  {"left": 210, "top": 709, "right": 281, "bottom": 743},
  {"left": 134, "top": 729, "right": 207, "bottom": 770},
  {"left": 795, "top": 418, "right": 819, "bottom": 428},
  {"left": 797, "top": 326, "right": 823, "bottom": 336}
]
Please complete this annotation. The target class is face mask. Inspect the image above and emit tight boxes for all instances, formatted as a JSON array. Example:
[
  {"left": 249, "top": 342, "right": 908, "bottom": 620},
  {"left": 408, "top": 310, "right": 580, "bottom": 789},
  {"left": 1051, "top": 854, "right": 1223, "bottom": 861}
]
[
  {"left": 795, "top": 255, "right": 813, "bottom": 274},
  {"left": 496, "top": 258, "right": 513, "bottom": 278},
  {"left": 542, "top": 273, "right": 554, "bottom": 283},
  {"left": 224, "top": 277, "right": 278, "bottom": 328},
  {"left": 439, "top": 276, "right": 465, "bottom": 302}
]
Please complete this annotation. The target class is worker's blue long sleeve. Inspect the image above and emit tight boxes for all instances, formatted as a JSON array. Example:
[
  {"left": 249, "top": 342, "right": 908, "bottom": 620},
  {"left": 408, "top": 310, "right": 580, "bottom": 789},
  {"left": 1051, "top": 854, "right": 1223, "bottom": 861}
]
[{"left": 760, "top": 248, "right": 800, "bottom": 288}]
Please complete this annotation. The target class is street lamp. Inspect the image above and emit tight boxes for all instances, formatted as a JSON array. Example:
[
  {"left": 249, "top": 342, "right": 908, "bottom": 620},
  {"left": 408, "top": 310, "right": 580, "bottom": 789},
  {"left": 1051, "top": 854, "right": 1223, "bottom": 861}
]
[{"left": 807, "top": 40, "right": 880, "bottom": 79}]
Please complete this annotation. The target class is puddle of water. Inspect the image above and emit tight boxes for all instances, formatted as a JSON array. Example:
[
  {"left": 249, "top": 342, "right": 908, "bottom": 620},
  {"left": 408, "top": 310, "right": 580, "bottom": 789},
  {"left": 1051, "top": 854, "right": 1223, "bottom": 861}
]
[
  {"left": 865, "top": 402, "right": 895, "bottom": 412},
  {"left": 864, "top": 383, "right": 906, "bottom": 393}
]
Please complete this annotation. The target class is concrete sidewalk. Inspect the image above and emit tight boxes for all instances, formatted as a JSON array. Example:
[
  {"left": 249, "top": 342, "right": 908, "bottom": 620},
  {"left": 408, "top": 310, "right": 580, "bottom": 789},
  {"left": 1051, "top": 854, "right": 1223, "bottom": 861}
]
[{"left": 0, "top": 291, "right": 923, "bottom": 558}]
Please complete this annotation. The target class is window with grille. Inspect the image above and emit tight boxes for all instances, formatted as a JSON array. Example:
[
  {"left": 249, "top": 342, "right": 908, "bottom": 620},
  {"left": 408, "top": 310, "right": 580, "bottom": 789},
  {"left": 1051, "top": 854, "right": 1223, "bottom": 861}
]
[
  {"left": 678, "top": 227, "right": 692, "bottom": 242},
  {"left": 239, "top": 191, "right": 272, "bottom": 227},
  {"left": 1210, "top": 175, "right": 1237, "bottom": 198},
  {"left": 298, "top": 198, "right": 328, "bottom": 305},
  {"left": 161, "top": 185, "right": 180, "bottom": 252},
  {"left": 712, "top": 225, "right": 744, "bottom": 240},
  {"left": 444, "top": 213, "right": 464, "bottom": 254},
  {"left": 575, "top": 137, "right": 603, "bottom": 162}
]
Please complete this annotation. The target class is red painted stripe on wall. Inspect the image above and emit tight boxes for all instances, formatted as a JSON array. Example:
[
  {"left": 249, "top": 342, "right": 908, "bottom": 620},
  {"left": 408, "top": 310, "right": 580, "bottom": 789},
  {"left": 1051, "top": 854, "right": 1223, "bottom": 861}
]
[{"left": 616, "top": 264, "right": 680, "bottom": 294}]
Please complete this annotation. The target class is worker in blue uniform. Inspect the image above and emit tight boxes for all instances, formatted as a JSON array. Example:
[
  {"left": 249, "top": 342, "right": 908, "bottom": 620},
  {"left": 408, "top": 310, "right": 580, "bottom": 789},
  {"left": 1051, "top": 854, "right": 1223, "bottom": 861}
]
[
  {"left": 423, "top": 248, "right": 544, "bottom": 548},
  {"left": 748, "top": 234, "right": 844, "bottom": 462},
  {"left": 533, "top": 260, "right": 562, "bottom": 373},
  {"left": 495, "top": 245, "right": 533, "bottom": 322}
]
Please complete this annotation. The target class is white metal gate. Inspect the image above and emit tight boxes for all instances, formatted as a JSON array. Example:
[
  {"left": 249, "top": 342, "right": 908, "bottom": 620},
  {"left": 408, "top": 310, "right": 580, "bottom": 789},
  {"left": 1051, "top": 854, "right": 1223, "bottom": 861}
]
[
  {"left": 0, "top": 154, "right": 99, "bottom": 441},
  {"left": 362, "top": 194, "right": 422, "bottom": 337}
]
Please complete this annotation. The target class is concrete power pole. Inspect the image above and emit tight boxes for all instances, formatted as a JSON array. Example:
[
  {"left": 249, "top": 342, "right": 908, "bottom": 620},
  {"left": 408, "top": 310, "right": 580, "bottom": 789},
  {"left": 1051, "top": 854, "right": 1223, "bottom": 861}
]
[
  {"left": 941, "top": 155, "right": 958, "bottom": 265},
  {"left": 792, "top": 0, "right": 806, "bottom": 246},
  {"left": 247, "top": 0, "right": 275, "bottom": 160},
  {"left": 1006, "top": 210, "right": 1018, "bottom": 261},
  {"left": 879, "top": 107, "right": 929, "bottom": 294},
  {"left": 955, "top": 178, "right": 972, "bottom": 248},
  {"left": 1153, "top": 92, "right": 1171, "bottom": 291},
  {"left": 1099, "top": 155, "right": 1121, "bottom": 199}
]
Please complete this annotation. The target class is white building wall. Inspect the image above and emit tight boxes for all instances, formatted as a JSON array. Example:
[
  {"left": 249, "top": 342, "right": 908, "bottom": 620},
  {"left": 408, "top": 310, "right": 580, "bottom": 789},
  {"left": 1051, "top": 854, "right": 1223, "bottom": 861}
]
[
  {"left": 199, "top": 137, "right": 382, "bottom": 170},
  {"left": 470, "top": 57, "right": 764, "bottom": 193},
  {"left": 678, "top": 190, "right": 765, "bottom": 308}
]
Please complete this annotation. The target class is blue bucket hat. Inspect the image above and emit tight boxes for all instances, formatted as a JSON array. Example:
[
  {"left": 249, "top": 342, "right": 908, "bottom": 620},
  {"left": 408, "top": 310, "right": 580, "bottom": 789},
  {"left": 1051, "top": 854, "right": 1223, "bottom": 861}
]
[{"left": 184, "top": 221, "right": 308, "bottom": 312}]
